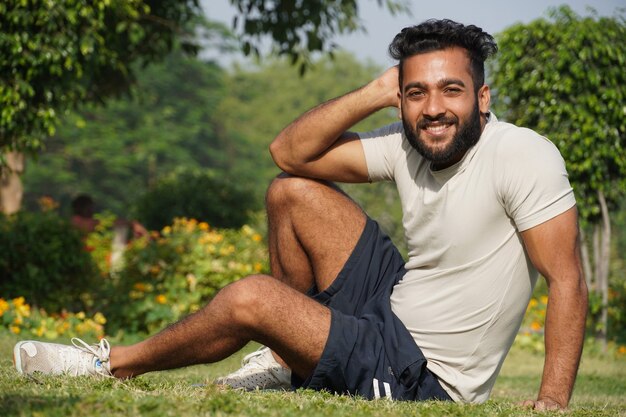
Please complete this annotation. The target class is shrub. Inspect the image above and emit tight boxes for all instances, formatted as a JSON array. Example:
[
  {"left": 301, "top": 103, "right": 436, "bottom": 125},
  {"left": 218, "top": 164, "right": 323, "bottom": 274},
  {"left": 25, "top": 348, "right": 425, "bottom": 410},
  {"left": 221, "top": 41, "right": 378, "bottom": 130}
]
[
  {"left": 134, "top": 170, "right": 258, "bottom": 231},
  {"left": 0, "top": 210, "right": 97, "bottom": 313},
  {"left": 0, "top": 296, "right": 105, "bottom": 340},
  {"left": 101, "top": 218, "right": 269, "bottom": 335}
]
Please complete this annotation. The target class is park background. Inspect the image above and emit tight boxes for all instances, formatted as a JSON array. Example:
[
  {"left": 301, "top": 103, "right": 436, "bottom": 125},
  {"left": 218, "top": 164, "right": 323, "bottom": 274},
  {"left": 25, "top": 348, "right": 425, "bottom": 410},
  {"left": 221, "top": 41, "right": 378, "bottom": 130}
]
[{"left": 0, "top": 1, "right": 624, "bottom": 416}]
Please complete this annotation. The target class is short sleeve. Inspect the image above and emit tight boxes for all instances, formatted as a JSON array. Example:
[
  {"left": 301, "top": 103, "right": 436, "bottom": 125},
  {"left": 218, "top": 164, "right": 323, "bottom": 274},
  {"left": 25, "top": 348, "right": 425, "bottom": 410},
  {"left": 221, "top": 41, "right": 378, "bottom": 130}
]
[
  {"left": 359, "top": 122, "right": 404, "bottom": 182},
  {"left": 495, "top": 127, "right": 576, "bottom": 232}
]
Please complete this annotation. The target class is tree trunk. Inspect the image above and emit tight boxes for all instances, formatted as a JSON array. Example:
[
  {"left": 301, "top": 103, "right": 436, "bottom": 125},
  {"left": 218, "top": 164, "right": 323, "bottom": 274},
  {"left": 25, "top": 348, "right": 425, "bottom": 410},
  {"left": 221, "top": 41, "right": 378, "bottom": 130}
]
[
  {"left": 0, "top": 151, "right": 25, "bottom": 214},
  {"left": 597, "top": 190, "right": 611, "bottom": 352}
]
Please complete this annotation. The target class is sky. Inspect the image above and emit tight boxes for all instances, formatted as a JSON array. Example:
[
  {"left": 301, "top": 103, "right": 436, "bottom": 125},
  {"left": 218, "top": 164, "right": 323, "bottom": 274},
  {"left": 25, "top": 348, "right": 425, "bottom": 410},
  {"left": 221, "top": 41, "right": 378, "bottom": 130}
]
[{"left": 201, "top": 0, "right": 625, "bottom": 67}]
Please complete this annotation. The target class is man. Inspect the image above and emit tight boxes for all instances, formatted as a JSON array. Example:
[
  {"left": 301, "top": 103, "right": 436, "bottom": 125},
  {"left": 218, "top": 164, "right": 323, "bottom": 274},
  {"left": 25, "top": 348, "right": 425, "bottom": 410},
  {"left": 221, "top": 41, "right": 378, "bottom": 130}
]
[{"left": 14, "top": 19, "right": 587, "bottom": 410}]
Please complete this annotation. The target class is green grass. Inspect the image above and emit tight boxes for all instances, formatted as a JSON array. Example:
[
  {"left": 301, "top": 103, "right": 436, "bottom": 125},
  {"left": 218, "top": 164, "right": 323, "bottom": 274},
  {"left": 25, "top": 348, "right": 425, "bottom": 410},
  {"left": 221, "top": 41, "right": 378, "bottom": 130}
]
[{"left": 1, "top": 332, "right": 624, "bottom": 417}]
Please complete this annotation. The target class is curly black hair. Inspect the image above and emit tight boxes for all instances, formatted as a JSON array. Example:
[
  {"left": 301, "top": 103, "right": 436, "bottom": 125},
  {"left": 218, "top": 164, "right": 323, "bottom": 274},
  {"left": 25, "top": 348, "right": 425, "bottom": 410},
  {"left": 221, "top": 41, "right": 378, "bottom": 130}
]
[{"left": 389, "top": 19, "right": 498, "bottom": 91}]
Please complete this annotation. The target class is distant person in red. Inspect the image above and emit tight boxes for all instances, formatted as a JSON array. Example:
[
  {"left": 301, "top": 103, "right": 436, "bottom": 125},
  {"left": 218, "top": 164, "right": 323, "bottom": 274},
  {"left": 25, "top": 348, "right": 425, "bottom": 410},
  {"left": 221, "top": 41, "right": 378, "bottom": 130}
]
[
  {"left": 70, "top": 194, "right": 149, "bottom": 239},
  {"left": 70, "top": 194, "right": 99, "bottom": 234}
]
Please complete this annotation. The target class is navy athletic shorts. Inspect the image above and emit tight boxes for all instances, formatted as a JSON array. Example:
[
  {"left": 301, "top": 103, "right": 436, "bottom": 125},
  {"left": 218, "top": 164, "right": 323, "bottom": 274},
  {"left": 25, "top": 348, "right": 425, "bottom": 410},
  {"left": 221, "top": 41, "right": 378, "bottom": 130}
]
[{"left": 292, "top": 217, "right": 452, "bottom": 401}]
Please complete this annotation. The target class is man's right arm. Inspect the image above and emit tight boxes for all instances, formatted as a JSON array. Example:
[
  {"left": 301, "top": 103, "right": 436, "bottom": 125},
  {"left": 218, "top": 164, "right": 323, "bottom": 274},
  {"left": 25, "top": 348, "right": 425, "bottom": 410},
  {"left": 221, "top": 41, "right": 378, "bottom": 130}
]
[{"left": 269, "top": 66, "right": 399, "bottom": 183}]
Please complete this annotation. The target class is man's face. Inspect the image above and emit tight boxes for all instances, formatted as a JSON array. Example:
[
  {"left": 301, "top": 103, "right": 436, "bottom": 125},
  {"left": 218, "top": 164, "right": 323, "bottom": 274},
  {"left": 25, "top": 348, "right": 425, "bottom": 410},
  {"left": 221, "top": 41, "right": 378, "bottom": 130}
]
[{"left": 398, "top": 47, "right": 490, "bottom": 170}]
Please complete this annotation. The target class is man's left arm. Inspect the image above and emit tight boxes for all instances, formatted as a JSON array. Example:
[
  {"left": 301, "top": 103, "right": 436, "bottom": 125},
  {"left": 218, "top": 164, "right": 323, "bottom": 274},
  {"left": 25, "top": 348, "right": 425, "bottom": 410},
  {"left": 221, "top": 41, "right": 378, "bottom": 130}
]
[{"left": 520, "top": 206, "right": 588, "bottom": 410}]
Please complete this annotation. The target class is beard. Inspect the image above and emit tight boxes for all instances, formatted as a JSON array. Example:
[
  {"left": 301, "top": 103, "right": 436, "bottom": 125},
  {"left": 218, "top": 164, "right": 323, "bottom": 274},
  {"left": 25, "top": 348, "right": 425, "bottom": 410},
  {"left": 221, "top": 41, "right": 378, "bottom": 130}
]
[{"left": 402, "top": 104, "right": 482, "bottom": 167}]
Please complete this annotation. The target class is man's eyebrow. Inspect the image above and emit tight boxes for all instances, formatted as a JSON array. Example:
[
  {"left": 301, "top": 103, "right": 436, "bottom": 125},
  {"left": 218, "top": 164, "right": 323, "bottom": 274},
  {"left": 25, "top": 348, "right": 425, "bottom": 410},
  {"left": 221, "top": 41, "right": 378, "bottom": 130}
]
[
  {"left": 403, "top": 81, "right": 427, "bottom": 93},
  {"left": 438, "top": 78, "right": 466, "bottom": 88},
  {"left": 403, "top": 78, "right": 466, "bottom": 93}
]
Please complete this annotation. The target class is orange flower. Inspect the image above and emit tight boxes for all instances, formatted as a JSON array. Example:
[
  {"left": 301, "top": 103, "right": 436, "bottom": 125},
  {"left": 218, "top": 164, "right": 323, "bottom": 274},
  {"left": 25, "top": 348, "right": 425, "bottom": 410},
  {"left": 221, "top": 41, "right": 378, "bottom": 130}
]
[
  {"left": 530, "top": 321, "right": 543, "bottom": 332},
  {"left": 155, "top": 294, "right": 167, "bottom": 305}
]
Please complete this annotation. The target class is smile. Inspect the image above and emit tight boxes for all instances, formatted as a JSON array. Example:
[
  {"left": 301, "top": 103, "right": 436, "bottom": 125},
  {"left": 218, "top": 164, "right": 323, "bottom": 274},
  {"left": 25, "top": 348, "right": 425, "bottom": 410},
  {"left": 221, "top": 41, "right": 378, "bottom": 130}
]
[{"left": 423, "top": 123, "right": 453, "bottom": 136}]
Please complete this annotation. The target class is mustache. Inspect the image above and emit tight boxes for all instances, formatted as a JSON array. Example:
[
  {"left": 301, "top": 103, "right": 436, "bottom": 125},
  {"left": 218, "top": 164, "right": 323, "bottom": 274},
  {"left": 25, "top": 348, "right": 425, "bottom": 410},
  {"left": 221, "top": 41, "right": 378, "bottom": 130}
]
[{"left": 416, "top": 115, "right": 458, "bottom": 129}]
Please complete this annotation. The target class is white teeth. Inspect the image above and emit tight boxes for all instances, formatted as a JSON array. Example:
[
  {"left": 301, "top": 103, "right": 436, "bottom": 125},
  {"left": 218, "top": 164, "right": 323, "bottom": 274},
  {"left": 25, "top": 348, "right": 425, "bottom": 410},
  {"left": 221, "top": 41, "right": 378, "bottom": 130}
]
[{"left": 425, "top": 124, "right": 449, "bottom": 133}]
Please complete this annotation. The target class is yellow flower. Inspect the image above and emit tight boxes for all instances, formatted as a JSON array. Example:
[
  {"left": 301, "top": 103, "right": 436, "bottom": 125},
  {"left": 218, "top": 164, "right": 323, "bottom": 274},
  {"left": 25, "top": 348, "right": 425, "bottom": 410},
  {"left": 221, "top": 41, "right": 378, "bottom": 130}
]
[
  {"left": 76, "top": 312, "right": 86, "bottom": 320},
  {"left": 16, "top": 303, "right": 30, "bottom": 317},
  {"left": 618, "top": 345, "right": 626, "bottom": 355},
  {"left": 530, "top": 321, "right": 543, "bottom": 332},
  {"left": 162, "top": 226, "right": 172, "bottom": 235},
  {"left": 155, "top": 294, "right": 167, "bottom": 304},
  {"left": 252, "top": 234, "right": 262, "bottom": 242},
  {"left": 528, "top": 298, "right": 538, "bottom": 308},
  {"left": 93, "top": 312, "right": 107, "bottom": 325},
  {"left": 242, "top": 225, "right": 253, "bottom": 236},
  {"left": 10, "top": 325, "right": 21, "bottom": 334},
  {"left": 0, "top": 298, "right": 9, "bottom": 316},
  {"left": 254, "top": 262, "right": 263, "bottom": 272},
  {"left": 540, "top": 295, "right": 549, "bottom": 305},
  {"left": 199, "top": 222, "right": 209, "bottom": 231},
  {"left": 12, "top": 297, "right": 25, "bottom": 308}
]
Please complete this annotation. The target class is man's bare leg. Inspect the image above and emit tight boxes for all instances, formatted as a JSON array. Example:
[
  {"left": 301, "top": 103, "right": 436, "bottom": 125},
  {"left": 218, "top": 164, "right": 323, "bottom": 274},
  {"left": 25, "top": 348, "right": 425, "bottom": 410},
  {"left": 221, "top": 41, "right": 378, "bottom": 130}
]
[
  {"left": 252, "top": 174, "right": 367, "bottom": 370},
  {"left": 109, "top": 275, "right": 331, "bottom": 379},
  {"left": 266, "top": 174, "right": 367, "bottom": 293}
]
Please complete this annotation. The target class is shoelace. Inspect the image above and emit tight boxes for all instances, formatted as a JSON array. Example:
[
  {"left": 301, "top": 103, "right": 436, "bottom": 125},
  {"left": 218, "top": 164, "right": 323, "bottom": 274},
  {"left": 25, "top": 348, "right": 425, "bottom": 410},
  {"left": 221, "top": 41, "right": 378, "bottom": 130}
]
[
  {"left": 222, "top": 348, "right": 273, "bottom": 379},
  {"left": 241, "top": 347, "right": 267, "bottom": 367},
  {"left": 68, "top": 338, "right": 111, "bottom": 376}
]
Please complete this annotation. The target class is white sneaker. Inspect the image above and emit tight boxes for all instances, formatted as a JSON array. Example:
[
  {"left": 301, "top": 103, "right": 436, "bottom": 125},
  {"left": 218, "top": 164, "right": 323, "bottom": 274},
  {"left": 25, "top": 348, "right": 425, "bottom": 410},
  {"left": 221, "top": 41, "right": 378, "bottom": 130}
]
[
  {"left": 215, "top": 346, "right": 291, "bottom": 390},
  {"left": 14, "top": 338, "right": 112, "bottom": 377}
]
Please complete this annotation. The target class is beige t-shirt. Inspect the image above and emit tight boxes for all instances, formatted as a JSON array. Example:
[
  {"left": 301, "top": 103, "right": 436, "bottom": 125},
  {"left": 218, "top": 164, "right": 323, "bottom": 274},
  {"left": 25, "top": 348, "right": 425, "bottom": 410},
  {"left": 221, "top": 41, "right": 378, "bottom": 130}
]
[{"left": 360, "top": 114, "right": 576, "bottom": 403}]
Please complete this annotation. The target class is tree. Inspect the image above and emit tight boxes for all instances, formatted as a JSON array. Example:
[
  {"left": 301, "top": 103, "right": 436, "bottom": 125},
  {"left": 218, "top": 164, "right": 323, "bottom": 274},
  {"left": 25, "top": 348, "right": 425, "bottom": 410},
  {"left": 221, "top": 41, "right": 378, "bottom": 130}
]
[
  {"left": 21, "top": 51, "right": 243, "bottom": 216},
  {"left": 227, "top": 0, "right": 408, "bottom": 71},
  {"left": 1, "top": 0, "right": 409, "bottom": 213},
  {"left": 490, "top": 6, "right": 626, "bottom": 346},
  {"left": 0, "top": 0, "right": 205, "bottom": 212}
]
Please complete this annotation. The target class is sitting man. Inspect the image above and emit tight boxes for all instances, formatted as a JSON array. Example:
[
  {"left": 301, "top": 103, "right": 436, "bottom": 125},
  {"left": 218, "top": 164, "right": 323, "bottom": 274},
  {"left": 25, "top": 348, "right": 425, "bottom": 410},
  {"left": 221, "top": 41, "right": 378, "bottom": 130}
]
[{"left": 14, "top": 19, "right": 587, "bottom": 410}]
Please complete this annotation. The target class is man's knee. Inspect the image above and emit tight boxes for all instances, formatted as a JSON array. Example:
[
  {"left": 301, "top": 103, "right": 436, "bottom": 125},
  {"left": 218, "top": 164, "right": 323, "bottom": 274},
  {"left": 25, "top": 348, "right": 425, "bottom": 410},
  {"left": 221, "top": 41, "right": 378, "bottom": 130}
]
[
  {"left": 266, "top": 173, "right": 325, "bottom": 211},
  {"left": 216, "top": 274, "right": 280, "bottom": 329}
]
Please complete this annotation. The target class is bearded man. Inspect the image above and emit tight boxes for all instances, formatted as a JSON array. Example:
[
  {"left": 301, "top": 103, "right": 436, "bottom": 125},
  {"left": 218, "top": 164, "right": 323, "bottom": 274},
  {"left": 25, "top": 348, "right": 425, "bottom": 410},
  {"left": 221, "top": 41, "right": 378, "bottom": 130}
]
[{"left": 15, "top": 19, "right": 587, "bottom": 411}]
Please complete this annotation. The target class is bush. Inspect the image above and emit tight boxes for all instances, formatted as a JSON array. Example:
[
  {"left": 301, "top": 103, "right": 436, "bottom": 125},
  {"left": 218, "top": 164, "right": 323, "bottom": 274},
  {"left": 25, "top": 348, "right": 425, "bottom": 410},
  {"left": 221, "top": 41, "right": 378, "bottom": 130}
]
[
  {"left": 0, "top": 210, "right": 97, "bottom": 313},
  {"left": 134, "top": 170, "right": 259, "bottom": 231},
  {"left": 101, "top": 218, "right": 269, "bottom": 335},
  {"left": 0, "top": 296, "right": 105, "bottom": 340}
]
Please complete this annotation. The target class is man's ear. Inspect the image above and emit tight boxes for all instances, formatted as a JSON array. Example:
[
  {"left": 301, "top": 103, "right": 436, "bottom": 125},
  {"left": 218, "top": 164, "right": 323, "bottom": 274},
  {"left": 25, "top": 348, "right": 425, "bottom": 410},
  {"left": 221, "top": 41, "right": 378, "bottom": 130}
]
[{"left": 478, "top": 84, "right": 491, "bottom": 114}]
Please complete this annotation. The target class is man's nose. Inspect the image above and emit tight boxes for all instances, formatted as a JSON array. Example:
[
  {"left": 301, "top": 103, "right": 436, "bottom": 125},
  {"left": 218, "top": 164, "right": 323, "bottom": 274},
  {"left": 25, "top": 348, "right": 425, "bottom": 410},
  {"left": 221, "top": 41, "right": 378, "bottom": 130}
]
[{"left": 423, "top": 94, "right": 446, "bottom": 119}]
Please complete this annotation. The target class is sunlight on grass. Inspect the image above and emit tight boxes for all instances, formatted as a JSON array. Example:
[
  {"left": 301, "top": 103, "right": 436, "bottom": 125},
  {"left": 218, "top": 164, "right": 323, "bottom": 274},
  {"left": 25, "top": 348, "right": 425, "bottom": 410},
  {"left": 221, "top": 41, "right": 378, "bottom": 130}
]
[{"left": 1, "top": 332, "right": 624, "bottom": 417}]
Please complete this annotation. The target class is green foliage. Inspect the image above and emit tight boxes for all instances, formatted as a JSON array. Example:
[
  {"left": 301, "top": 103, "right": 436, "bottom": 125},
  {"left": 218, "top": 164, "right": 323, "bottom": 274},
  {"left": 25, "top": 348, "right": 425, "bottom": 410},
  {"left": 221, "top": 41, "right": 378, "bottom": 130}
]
[
  {"left": 101, "top": 218, "right": 268, "bottom": 335},
  {"left": 22, "top": 52, "right": 397, "bottom": 222},
  {"left": 21, "top": 52, "right": 245, "bottom": 215},
  {"left": 0, "top": 0, "right": 203, "bottom": 155},
  {"left": 490, "top": 6, "right": 626, "bottom": 223},
  {"left": 0, "top": 209, "right": 97, "bottom": 312},
  {"left": 229, "top": 0, "right": 409, "bottom": 72},
  {"left": 0, "top": 296, "right": 105, "bottom": 341},
  {"left": 134, "top": 170, "right": 258, "bottom": 231}
]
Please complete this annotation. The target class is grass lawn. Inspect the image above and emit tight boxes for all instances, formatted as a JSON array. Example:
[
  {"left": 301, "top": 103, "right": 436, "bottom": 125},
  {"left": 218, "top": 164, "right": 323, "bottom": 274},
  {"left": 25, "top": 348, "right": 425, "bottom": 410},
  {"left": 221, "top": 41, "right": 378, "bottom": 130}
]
[{"left": 1, "top": 332, "right": 624, "bottom": 417}]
